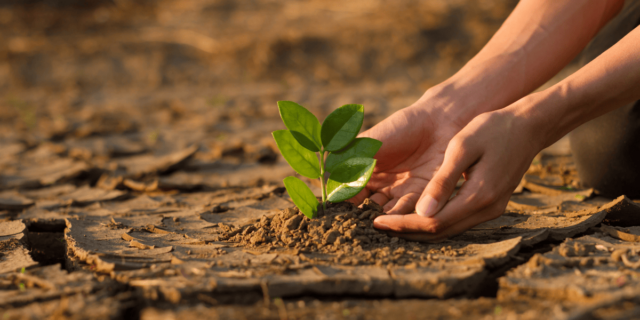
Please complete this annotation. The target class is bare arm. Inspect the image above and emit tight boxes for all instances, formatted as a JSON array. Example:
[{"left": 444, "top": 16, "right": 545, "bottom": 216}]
[
  {"left": 357, "top": 0, "right": 625, "bottom": 218},
  {"left": 374, "top": 19, "right": 640, "bottom": 241},
  {"left": 361, "top": 0, "right": 633, "bottom": 239},
  {"left": 527, "top": 25, "right": 640, "bottom": 149},
  {"left": 432, "top": 0, "right": 624, "bottom": 125}
]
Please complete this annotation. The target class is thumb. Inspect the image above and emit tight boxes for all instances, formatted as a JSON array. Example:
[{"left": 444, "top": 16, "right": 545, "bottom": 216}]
[{"left": 416, "top": 138, "right": 480, "bottom": 217}]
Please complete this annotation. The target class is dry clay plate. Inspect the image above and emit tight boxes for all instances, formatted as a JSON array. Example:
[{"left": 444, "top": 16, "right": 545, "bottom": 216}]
[
  {"left": 499, "top": 227, "right": 640, "bottom": 303},
  {"left": 0, "top": 220, "right": 37, "bottom": 273},
  {"left": 53, "top": 193, "right": 635, "bottom": 301}
]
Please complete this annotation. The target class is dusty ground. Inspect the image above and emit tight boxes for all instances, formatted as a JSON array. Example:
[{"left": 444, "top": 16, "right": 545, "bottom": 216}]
[{"left": 0, "top": 1, "right": 637, "bottom": 319}]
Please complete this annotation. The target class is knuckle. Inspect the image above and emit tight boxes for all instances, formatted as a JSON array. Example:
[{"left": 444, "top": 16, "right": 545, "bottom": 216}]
[
  {"left": 488, "top": 209, "right": 503, "bottom": 220},
  {"left": 484, "top": 206, "right": 504, "bottom": 221},
  {"left": 477, "top": 190, "right": 498, "bottom": 208},
  {"left": 478, "top": 111, "right": 499, "bottom": 124},
  {"left": 449, "top": 136, "right": 470, "bottom": 154},
  {"left": 426, "top": 220, "right": 443, "bottom": 233},
  {"left": 489, "top": 201, "right": 508, "bottom": 218},
  {"left": 429, "top": 176, "right": 448, "bottom": 190},
  {"left": 394, "top": 224, "right": 407, "bottom": 232},
  {"left": 448, "top": 136, "right": 476, "bottom": 161},
  {"left": 429, "top": 177, "right": 454, "bottom": 197},
  {"left": 398, "top": 220, "right": 415, "bottom": 233}
]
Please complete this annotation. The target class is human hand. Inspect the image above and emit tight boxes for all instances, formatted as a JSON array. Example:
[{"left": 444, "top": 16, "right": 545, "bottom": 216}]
[
  {"left": 349, "top": 89, "right": 470, "bottom": 215},
  {"left": 370, "top": 105, "right": 544, "bottom": 241},
  {"left": 347, "top": 0, "right": 626, "bottom": 242}
]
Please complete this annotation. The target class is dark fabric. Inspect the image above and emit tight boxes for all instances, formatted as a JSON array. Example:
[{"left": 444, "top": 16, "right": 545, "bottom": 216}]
[{"left": 569, "top": 0, "right": 640, "bottom": 197}]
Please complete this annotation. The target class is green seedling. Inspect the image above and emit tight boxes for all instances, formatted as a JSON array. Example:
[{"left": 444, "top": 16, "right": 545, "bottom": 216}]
[
  {"left": 273, "top": 101, "right": 382, "bottom": 219},
  {"left": 8, "top": 97, "right": 36, "bottom": 129},
  {"left": 18, "top": 267, "right": 26, "bottom": 290},
  {"left": 207, "top": 94, "right": 227, "bottom": 107}
]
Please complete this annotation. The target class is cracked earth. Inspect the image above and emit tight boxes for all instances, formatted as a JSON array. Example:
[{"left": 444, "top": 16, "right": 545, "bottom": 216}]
[{"left": 1, "top": 1, "right": 638, "bottom": 319}]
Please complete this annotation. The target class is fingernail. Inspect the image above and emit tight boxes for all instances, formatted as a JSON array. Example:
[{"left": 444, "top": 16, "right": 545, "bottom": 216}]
[
  {"left": 417, "top": 195, "right": 438, "bottom": 217},
  {"left": 373, "top": 216, "right": 390, "bottom": 230}
]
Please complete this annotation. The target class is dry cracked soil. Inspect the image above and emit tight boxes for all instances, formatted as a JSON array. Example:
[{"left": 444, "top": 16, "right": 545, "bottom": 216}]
[{"left": 0, "top": 1, "right": 637, "bottom": 319}]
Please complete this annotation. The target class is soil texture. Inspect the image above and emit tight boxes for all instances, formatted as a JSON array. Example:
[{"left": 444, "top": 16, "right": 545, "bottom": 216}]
[{"left": 0, "top": 0, "right": 636, "bottom": 319}]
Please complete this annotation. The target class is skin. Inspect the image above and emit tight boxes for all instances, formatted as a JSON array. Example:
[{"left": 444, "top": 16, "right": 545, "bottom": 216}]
[{"left": 349, "top": 0, "right": 640, "bottom": 241}]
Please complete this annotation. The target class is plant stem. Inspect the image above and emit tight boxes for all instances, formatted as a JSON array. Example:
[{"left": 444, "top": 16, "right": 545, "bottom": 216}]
[{"left": 319, "top": 149, "right": 327, "bottom": 212}]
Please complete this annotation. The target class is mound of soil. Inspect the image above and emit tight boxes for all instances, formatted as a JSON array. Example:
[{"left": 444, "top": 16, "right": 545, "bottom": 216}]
[
  {"left": 5, "top": 0, "right": 640, "bottom": 317},
  {"left": 221, "top": 199, "right": 461, "bottom": 267}
]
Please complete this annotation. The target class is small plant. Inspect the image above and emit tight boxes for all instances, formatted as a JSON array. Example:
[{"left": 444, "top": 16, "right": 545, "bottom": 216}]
[
  {"left": 18, "top": 267, "right": 26, "bottom": 291},
  {"left": 273, "top": 101, "right": 382, "bottom": 219}
]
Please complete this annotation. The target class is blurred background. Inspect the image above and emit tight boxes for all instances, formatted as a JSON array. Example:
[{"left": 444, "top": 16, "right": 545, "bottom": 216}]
[{"left": 0, "top": 0, "right": 531, "bottom": 191}]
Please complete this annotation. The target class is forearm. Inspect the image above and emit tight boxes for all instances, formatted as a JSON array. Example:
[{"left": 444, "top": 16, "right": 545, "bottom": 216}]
[
  {"left": 426, "top": 0, "right": 623, "bottom": 125},
  {"left": 520, "top": 25, "right": 640, "bottom": 148}
]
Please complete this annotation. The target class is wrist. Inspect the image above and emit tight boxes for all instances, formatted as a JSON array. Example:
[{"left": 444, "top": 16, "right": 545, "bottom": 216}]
[
  {"left": 417, "top": 62, "right": 527, "bottom": 128},
  {"left": 504, "top": 88, "right": 568, "bottom": 151}
]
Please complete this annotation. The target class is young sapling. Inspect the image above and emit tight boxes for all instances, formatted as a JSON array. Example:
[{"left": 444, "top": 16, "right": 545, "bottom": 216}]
[{"left": 272, "top": 101, "right": 382, "bottom": 219}]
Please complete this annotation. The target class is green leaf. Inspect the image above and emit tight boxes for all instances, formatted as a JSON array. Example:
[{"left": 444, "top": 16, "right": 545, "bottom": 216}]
[
  {"left": 325, "top": 138, "right": 382, "bottom": 173},
  {"left": 321, "top": 104, "right": 364, "bottom": 152},
  {"left": 278, "top": 101, "right": 322, "bottom": 152},
  {"left": 272, "top": 130, "right": 321, "bottom": 179},
  {"left": 326, "top": 157, "right": 376, "bottom": 203},
  {"left": 283, "top": 176, "right": 319, "bottom": 219}
]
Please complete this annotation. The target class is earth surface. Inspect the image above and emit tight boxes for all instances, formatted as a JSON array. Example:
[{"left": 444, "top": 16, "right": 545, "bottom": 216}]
[{"left": 1, "top": 1, "right": 639, "bottom": 319}]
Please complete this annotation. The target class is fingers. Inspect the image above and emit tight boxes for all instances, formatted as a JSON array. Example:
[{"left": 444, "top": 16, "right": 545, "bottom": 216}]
[
  {"left": 382, "top": 197, "right": 399, "bottom": 213},
  {"left": 375, "top": 202, "right": 505, "bottom": 242},
  {"left": 373, "top": 213, "right": 436, "bottom": 233},
  {"left": 346, "top": 188, "right": 391, "bottom": 208},
  {"left": 386, "top": 192, "right": 421, "bottom": 215},
  {"left": 374, "top": 162, "right": 509, "bottom": 234},
  {"left": 412, "top": 165, "right": 500, "bottom": 233},
  {"left": 369, "top": 192, "right": 390, "bottom": 207},
  {"left": 416, "top": 137, "right": 481, "bottom": 217},
  {"left": 347, "top": 188, "right": 371, "bottom": 205}
]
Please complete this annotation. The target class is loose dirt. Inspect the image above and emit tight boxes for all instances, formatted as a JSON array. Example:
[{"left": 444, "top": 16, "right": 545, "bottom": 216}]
[
  {"left": 1, "top": 0, "right": 638, "bottom": 319},
  {"left": 221, "top": 199, "right": 431, "bottom": 266}
]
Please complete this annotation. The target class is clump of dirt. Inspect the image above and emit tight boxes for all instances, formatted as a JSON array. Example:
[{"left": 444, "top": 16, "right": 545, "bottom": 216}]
[
  {"left": 219, "top": 199, "right": 446, "bottom": 267},
  {"left": 0, "top": 239, "right": 21, "bottom": 258},
  {"left": 101, "top": 217, "right": 127, "bottom": 230}
]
